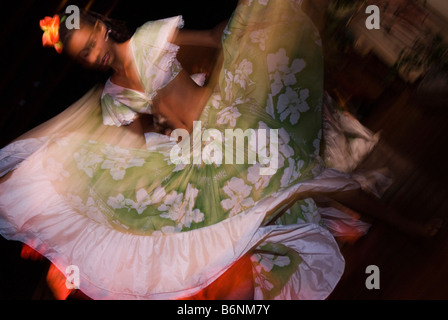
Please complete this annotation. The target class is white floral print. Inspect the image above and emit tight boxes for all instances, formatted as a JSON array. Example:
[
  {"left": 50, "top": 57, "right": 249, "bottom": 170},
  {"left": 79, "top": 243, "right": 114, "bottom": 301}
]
[
  {"left": 280, "top": 158, "right": 304, "bottom": 187},
  {"left": 66, "top": 193, "right": 109, "bottom": 225},
  {"left": 210, "top": 93, "right": 224, "bottom": 110},
  {"left": 107, "top": 193, "right": 127, "bottom": 211},
  {"left": 277, "top": 87, "right": 310, "bottom": 125},
  {"left": 216, "top": 97, "right": 250, "bottom": 127},
  {"left": 125, "top": 186, "right": 166, "bottom": 214},
  {"left": 253, "top": 252, "right": 291, "bottom": 272},
  {"left": 152, "top": 225, "right": 182, "bottom": 235},
  {"left": 257, "top": 121, "right": 294, "bottom": 170},
  {"left": 234, "top": 59, "right": 254, "bottom": 90},
  {"left": 220, "top": 177, "right": 255, "bottom": 217},
  {"left": 254, "top": 271, "right": 274, "bottom": 296},
  {"left": 106, "top": 186, "right": 166, "bottom": 214},
  {"left": 73, "top": 148, "right": 104, "bottom": 178},
  {"left": 158, "top": 184, "right": 204, "bottom": 229},
  {"left": 101, "top": 145, "right": 145, "bottom": 180},
  {"left": 298, "top": 198, "right": 320, "bottom": 224},
  {"left": 247, "top": 164, "right": 273, "bottom": 190},
  {"left": 44, "top": 158, "right": 70, "bottom": 181},
  {"left": 265, "top": 94, "right": 275, "bottom": 119},
  {"left": 224, "top": 69, "right": 235, "bottom": 101},
  {"left": 267, "top": 48, "right": 306, "bottom": 96},
  {"left": 216, "top": 106, "right": 242, "bottom": 127},
  {"left": 250, "top": 28, "right": 268, "bottom": 51},
  {"left": 224, "top": 60, "right": 255, "bottom": 101},
  {"left": 267, "top": 125, "right": 306, "bottom": 188},
  {"left": 252, "top": 252, "right": 291, "bottom": 295}
]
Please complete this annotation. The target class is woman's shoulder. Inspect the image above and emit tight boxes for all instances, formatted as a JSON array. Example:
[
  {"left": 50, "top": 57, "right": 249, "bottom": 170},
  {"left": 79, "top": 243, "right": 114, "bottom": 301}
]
[
  {"left": 132, "top": 15, "right": 184, "bottom": 46},
  {"left": 136, "top": 16, "right": 184, "bottom": 33}
]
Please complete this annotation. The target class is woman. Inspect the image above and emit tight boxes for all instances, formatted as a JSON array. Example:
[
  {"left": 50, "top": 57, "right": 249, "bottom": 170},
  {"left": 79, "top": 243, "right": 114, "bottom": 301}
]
[
  {"left": 58, "top": 9, "right": 226, "bottom": 133},
  {"left": 0, "top": 0, "right": 436, "bottom": 300}
]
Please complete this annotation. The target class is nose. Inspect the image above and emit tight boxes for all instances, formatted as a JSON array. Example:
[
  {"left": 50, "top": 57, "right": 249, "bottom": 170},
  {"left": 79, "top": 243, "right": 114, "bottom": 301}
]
[
  {"left": 84, "top": 49, "right": 100, "bottom": 66},
  {"left": 85, "top": 53, "right": 95, "bottom": 65}
]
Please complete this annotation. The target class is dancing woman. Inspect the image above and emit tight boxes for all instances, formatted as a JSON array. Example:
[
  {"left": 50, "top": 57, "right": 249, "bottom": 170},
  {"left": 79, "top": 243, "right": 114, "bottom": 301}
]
[
  {"left": 0, "top": 0, "right": 437, "bottom": 300},
  {"left": 57, "top": 9, "right": 226, "bottom": 133}
]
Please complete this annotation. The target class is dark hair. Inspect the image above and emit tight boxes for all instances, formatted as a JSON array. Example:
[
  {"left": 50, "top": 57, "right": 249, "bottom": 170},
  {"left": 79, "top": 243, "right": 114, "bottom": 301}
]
[{"left": 59, "top": 9, "right": 132, "bottom": 47}]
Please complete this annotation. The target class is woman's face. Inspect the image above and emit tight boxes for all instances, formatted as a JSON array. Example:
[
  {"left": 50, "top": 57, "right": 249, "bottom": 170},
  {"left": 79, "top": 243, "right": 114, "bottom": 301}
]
[{"left": 65, "top": 21, "right": 115, "bottom": 70}]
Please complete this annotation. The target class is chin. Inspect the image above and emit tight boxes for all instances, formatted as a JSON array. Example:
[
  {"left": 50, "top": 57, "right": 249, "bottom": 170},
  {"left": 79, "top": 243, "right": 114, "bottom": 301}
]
[
  {"left": 97, "top": 64, "right": 112, "bottom": 72},
  {"left": 81, "top": 62, "right": 110, "bottom": 72}
]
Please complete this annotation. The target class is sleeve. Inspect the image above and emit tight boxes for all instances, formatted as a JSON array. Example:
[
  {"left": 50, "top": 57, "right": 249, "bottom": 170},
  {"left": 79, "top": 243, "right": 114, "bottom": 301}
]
[
  {"left": 131, "top": 16, "right": 185, "bottom": 96},
  {"left": 101, "top": 93, "right": 138, "bottom": 127},
  {"left": 134, "top": 15, "right": 184, "bottom": 50}
]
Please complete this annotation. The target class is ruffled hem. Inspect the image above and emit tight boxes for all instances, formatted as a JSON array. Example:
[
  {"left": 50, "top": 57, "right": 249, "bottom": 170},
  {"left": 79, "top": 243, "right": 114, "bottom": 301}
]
[{"left": 0, "top": 141, "right": 378, "bottom": 300}]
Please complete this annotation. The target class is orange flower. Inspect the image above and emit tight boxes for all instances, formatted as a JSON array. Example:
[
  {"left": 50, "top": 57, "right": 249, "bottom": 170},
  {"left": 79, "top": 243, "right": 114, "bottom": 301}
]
[{"left": 40, "top": 15, "right": 63, "bottom": 54}]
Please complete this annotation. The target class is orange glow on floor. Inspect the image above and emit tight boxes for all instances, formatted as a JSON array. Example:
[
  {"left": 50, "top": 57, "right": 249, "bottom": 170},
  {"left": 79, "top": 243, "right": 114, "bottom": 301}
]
[{"left": 182, "top": 254, "right": 254, "bottom": 300}]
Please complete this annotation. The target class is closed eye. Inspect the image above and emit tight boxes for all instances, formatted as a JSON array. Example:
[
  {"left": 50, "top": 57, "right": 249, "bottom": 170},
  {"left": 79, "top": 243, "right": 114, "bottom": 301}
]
[{"left": 79, "top": 40, "right": 96, "bottom": 62}]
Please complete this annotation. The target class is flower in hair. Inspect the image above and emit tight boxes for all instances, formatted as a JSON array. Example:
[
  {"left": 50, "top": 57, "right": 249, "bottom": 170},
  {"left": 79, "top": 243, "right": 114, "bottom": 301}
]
[{"left": 40, "top": 15, "right": 64, "bottom": 53}]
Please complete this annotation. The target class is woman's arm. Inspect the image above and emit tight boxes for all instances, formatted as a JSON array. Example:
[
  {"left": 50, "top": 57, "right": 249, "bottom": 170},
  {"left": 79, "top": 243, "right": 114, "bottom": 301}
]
[{"left": 172, "top": 19, "right": 229, "bottom": 48}]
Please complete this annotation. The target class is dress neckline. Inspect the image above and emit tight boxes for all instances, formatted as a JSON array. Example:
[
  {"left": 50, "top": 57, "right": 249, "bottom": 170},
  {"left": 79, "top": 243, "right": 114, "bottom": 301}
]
[
  {"left": 106, "top": 78, "right": 148, "bottom": 98},
  {"left": 108, "top": 35, "right": 147, "bottom": 96}
]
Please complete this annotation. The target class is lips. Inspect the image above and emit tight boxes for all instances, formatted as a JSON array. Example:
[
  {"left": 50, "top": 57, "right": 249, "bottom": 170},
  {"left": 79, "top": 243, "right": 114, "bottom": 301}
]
[{"left": 101, "top": 53, "right": 110, "bottom": 66}]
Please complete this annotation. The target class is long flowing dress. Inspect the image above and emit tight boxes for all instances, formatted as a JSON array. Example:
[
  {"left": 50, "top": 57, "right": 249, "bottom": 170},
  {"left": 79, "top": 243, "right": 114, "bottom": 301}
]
[{"left": 0, "top": 0, "right": 389, "bottom": 299}]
